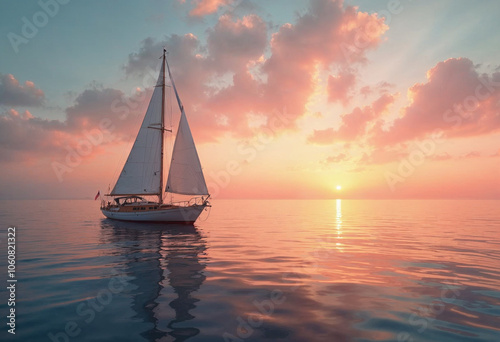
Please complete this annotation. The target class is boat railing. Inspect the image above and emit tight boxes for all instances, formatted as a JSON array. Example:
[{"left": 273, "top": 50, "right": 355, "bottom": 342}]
[
  {"left": 101, "top": 196, "right": 209, "bottom": 209},
  {"left": 170, "top": 196, "right": 208, "bottom": 207},
  {"left": 100, "top": 199, "right": 115, "bottom": 210}
]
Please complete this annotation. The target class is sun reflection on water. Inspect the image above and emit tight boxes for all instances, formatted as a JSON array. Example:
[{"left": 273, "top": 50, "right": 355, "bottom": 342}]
[{"left": 336, "top": 199, "right": 343, "bottom": 252}]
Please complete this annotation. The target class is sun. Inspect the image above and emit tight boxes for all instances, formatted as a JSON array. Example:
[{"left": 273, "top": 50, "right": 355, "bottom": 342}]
[{"left": 336, "top": 185, "right": 342, "bottom": 191}]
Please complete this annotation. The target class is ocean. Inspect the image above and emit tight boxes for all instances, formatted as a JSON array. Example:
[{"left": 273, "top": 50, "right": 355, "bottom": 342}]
[{"left": 0, "top": 199, "right": 499, "bottom": 341}]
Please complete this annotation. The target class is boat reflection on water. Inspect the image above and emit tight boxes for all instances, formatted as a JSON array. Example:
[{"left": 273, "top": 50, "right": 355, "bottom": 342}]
[{"left": 100, "top": 219, "right": 206, "bottom": 342}]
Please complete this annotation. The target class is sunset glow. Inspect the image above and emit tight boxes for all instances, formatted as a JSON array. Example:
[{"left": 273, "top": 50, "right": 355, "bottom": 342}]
[
  {"left": 2, "top": 3, "right": 500, "bottom": 341},
  {"left": 1, "top": 0, "right": 499, "bottom": 200}
]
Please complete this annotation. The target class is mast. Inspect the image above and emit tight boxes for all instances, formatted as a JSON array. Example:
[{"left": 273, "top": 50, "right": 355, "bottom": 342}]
[{"left": 159, "top": 49, "right": 166, "bottom": 204}]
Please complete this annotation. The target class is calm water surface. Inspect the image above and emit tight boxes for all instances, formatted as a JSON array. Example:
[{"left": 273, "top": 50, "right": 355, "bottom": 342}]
[{"left": 0, "top": 200, "right": 499, "bottom": 341}]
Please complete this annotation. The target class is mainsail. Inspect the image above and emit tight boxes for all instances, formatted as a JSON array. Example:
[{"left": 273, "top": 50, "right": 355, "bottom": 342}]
[
  {"left": 165, "top": 57, "right": 209, "bottom": 196},
  {"left": 110, "top": 62, "right": 165, "bottom": 196}
]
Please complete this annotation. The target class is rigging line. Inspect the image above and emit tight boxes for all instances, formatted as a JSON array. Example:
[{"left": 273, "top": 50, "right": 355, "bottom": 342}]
[
  {"left": 164, "top": 53, "right": 185, "bottom": 115},
  {"left": 167, "top": 84, "right": 174, "bottom": 204},
  {"left": 169, "top": 84, "right": 173, "bottom": 132}
]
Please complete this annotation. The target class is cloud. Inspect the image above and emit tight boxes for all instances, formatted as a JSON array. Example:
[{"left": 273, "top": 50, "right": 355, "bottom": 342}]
[
  {"left": 358, "top": 81, "right": 394, "bottom": 98},
  {"left": 428, "top": 152, "right": 452, "bottom": 161},
  {"left": 0, "top": 109, "right": 67, "bottom": 161},
  {"left": 189, "top": 0, "right": 233, "bottom": 17},
  {"left": 327, "top": 70, "right": 356, "bottom": 104},
  {"left": 358, "top": 146, "right": 407, "bottom": 165},
  {"left": 206, "top": 14, "right": 267, "bottom": 73},
  {"left": 310, "top": 58, "right": 500, "bottom": 167},
  {"left": 0, "top": 74, "right": 44, "bottom": 107},
  {"left": 461, "top": 151, "right": 481, "bottom": 159},
  {"left": 123, "top": 34, "right": 227, "bottom": 141},
  {"left": 124, "top": 35, "right": 204, "bottom": 78},
  {"left": 359, "top": 85, "right": 371, "bottom": 97},
  {"left": 324, "top": 153, "right": 349, "bottom": 163},
  {"left": 307, "top": 127, "right": 336, "bottom": 145},
  {"left": 206, "top": 0, "right": 388, "bottom": 136},
  {"left": 372, "top": 58, "right": 500, "bottom": 146},
  {"left": 308, "top": 93, "right": 396, "bottom": 144},
  {"left": 65, "top": 86, "right": 148, "bottom": 137},
  {"left": 0, "top": 86, "right": 152, "bottom": 162},
  {"left": 260, "top": 0, "right": 387, "bottom": 126},
  {"left": 121, "top": 0, "right": 388, "bottom": 141}
]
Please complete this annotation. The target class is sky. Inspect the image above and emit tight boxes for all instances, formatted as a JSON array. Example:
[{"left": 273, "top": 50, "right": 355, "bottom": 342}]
[{"left": 0, "top": 0, "right": 499, "bottom": 200}]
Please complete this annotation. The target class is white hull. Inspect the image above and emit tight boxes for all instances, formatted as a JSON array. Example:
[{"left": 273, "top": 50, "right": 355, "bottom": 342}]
[{"left": 101, "top": 204, "right": 206, "bottom": 223}]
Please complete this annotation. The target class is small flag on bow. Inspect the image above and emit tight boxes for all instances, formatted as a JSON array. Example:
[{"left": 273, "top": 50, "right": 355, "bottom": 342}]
[{"left": 94, "top": 191, "right": 100, "bottom": 200}]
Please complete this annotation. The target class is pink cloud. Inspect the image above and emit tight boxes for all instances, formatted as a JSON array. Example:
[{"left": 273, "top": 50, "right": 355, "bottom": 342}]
[
  {"left": 308, "top": 93, "right": 396, "bottom": 144},
  {"left": 324, "top": 153, "right": 349, "bottom": 163},
  {"left": 123, "top": 1, "right": 388, "bottom": 141},
  {"left": 307, "top": 127, "right": 336, "bottom": 145},
  {"left": 206, "top": 14, "right": 267, "bottom": 72},
  {"left": 371, "top": 92, "right": 396, "bottom": 114},
  {"left": 359, "top": 85, "right": 371, "bottom": 97},
  {"left": 124, "top": 34, "right": 224, "bottom": 141},
  {"left": 359, "top": 81, "right": 394, "bottom": 98},
  {"left": 0, "top": 73, "right": 44, "bottom": 107},
  {"left": 461, "top": 151, "right": 481, "bottom": 159},
  {"left": 0, "top": 109, "right": 67, "bottom": 161},
  {"left": 0, "top": 85, "right": 156, "bottom": 163},
  {"left": 189, "top": 0, "right": 233, "bottom": 17},
  {"left": 65, "top": 86, "right": 149, "bottom": 138},
  {"left": 372, "top": 58, "right": 500, "bottom": 146},
  {"left": 327, "top": 70, "right": 356, "bottom": 104},
  {"left": 207, "top": 0, "right": 388, "bottom": 135},
  {"left": 359, "top": 146, "right": 407, "bottom": 165},
  {"left": 428, "top": 152, "right": 452, "bottom": 161},
  {"left": 260, "top": 0, "right": 387, "bottom": 127}
]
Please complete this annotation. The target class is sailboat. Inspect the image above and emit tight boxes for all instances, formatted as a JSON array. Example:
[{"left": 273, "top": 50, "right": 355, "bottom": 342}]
[{"left": 101, "top": 49, "right": 210, "bottom": 223}]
